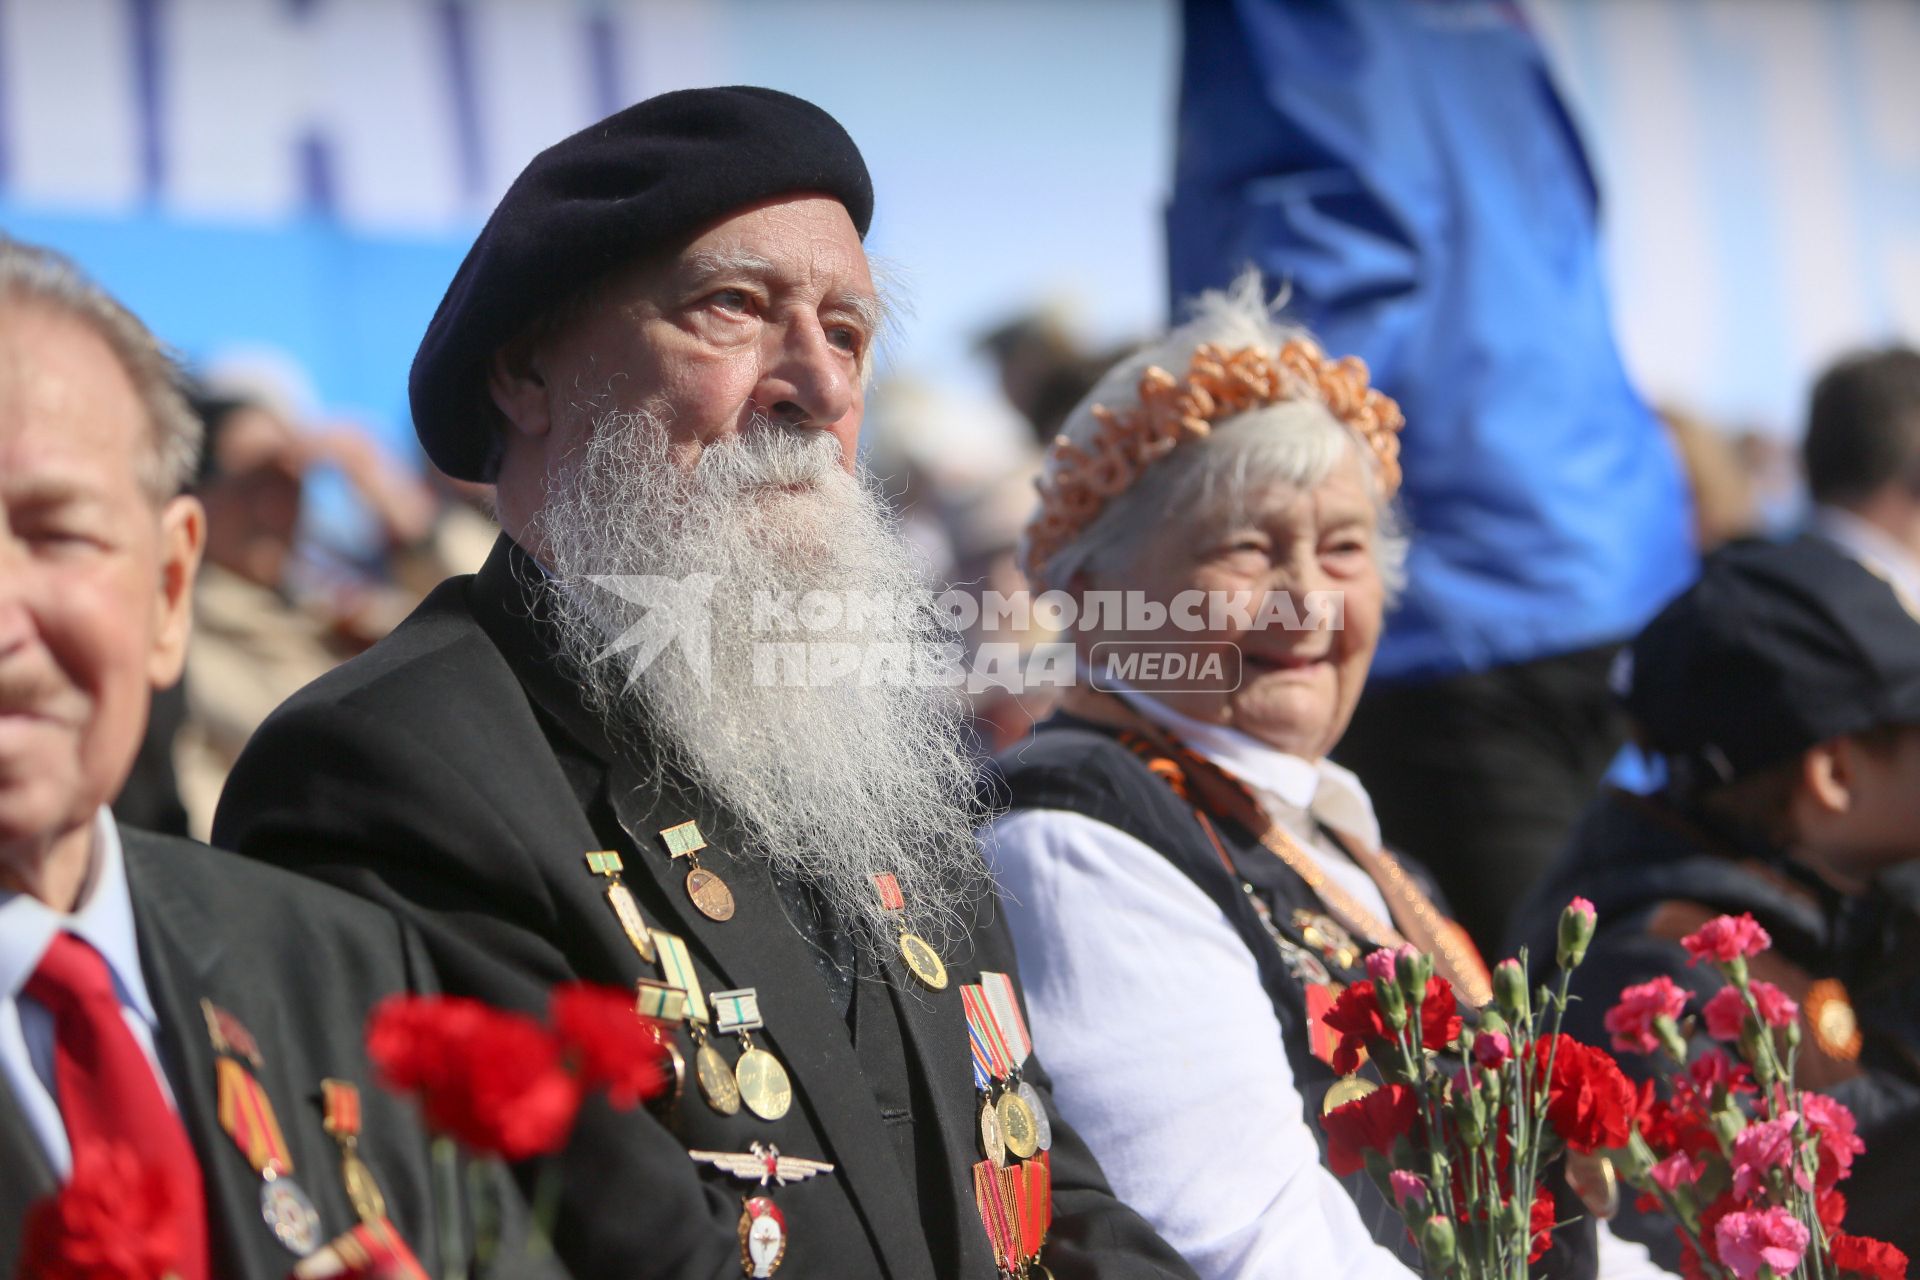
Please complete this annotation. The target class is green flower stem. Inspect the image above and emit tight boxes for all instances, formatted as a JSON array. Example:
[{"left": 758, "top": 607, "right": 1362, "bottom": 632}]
[
  {"left": 526, "top": 1158, "right": 565, "bottom": 1261},
  {"left": 432, "top": 1137, "right": 470, "bottom": 1280}
]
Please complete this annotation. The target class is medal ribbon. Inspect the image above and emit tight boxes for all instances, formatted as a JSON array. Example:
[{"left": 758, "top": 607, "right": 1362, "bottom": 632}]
[
  {"left": 215, "top": 1056, "right": 294, "bottom": 1176},
  {"left": 979, "top": 972, "right": 1032, "bottom": 1069},
  {"left": 1026, "top": 1154, "right": 1052, "bottom": 1260},
  {"left": 652, "top": 929, "right": 709, "bottom": 1024},
  {"left": 960, "top": 984, "right": 1013, "bottom": 1081},
  {"left": 321, "top": 1079, "right": 362, "bottom": 1140},
  {"left": 973, "top": 1160, "right": 1016, "bottom": 1270}
]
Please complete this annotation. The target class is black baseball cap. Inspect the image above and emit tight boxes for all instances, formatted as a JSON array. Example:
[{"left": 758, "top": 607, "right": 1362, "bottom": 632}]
[{"left": 1616, "top": 534, "right": 1920, "bottom": 792}]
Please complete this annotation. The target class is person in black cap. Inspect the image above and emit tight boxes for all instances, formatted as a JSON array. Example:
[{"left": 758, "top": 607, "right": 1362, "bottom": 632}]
[
  {"left": 213, "top": 87, "right": 1196, "bottom": 1280},
  {"left": 1511, "top": 534, "right": 1920, "bottom": 1266}
]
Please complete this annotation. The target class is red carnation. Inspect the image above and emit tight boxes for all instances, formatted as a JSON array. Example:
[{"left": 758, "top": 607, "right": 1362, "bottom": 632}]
[
  {"left": 1529, "top": 1182, "right": 1557, "bottom": 1264},
  {"left": 550, "top": 983, "right": 670, "bottom": 1110},
  {"left": 1321, "top": 978, "right": 1461, "bottom": 1075},
  {"left": 20, "top": 1141, "right": 184, "bottom": 1280},
  {"left": 1830, "top": 1233, "right": 1908, "bottom": 1280},
  {"left": 1322, "top": 1083, "right": 1418, "bottom": 1176},
  {"left": 1819, "top": 1190, "right": 1850, "bottom": 1237},
  {"left": 367, "top": 994, "right": 582, "bottom": 1159},
  {"left": 1681, "top": 913, "right": 1772, "bottom": 966},
  {"left": 1534, "top": 1035, "right": 1635, "bottom": 1153}
]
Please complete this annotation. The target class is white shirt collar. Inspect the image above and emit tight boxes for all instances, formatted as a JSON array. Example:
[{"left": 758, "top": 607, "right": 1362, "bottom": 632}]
[
  {"left": 1812, "top": 506, "right": 1920, "bottom": 610},
  {"left": 1108, "top": 682, "right": 1383, "bottom": 849},
  {"left": 0, "top": 808, "right": 160, "bottom": 1029}
]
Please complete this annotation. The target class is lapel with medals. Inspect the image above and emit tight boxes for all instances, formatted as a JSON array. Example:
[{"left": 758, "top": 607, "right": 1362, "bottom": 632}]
[
  {"left": 123, "top": 835, "right": 430, "bottom": 1279},
  {"left": 467, "top": 536, "right": 1032, "bottom": 1279}
]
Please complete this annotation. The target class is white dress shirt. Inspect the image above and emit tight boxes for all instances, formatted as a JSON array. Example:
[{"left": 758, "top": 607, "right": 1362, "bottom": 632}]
[
  {"left": 0, "top": 807, "right": 177, "bottom": 1175},
  {"left": 987, "top": 694, "right": 1671, "bottom": 1280}
]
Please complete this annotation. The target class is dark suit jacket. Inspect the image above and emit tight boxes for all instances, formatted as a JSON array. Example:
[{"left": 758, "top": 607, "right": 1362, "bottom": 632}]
[
  {"left": 214, "top": 535, "right": 1194, "bottom": 1280},
  {"left": 0, "top": 826, "right": 441, "bottom": 1279}
]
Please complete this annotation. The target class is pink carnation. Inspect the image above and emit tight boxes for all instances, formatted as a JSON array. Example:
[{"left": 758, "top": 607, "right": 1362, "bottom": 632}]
[
  {"left": 1801, "top": 1093, "right": 1865, "bottom": 1188},
  {"left": 1604, "top": 976, "right": 1690, "bottom": 1054},
  {"left": 1714, "top": 1207, "right": 1809, "bottom": 1280},
  {"left": 1750, "top": 981, "right": 1799, "bottom": 1028},
  {"left": 1365, "top": 949, "right": 1399, "bottom": 984},
  {"left": 1703, "top": 986, "right": 1751, "bottom": 1042},
  {"left": 1567, "top": 896, "right": 1598, "bottom": 926},
  {"left": 1650, "top": 1150, "right": 1706, "bottom": 1194},
  {"left": 1731, "top": 1113, "right": 1809, "bottom": 1200},
  {"left": 1390, "top": 1170, "right": 1428, "bottom": 1211},
  {"left": 1682, "top": 913, "right": 1772, "bottom": 965}
]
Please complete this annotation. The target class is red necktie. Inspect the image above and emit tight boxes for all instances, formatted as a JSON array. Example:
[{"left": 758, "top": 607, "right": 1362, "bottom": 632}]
[{"left": 26, "top": 930, "right": 210, "bottom": 1280}]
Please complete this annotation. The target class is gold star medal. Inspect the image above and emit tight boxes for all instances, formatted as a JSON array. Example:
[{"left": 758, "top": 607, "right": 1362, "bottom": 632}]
[{"left": 872, "top": 873, "right": 947, "bottom": 990}]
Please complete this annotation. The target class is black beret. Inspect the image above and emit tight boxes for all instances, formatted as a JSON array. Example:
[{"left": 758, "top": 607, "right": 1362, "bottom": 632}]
[
  {"left": 410, "top": 86, "right": 874, "bottom": 481},
  {"left": 1618, "top": 534, "right": 1920, "bottom": 792}
]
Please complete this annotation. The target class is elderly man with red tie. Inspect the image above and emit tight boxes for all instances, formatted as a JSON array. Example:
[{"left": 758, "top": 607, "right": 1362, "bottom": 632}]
[{"left": 0, "top": 237, "right": 447, "bottom": 1278}]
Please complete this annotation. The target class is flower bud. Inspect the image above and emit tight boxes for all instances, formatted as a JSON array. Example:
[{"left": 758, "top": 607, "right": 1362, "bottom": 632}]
[
  {"left": 1375, "top": 971, "right": 1408, "bottom": 1030},
  {"left": 1420, "top": 1216, "right": 1459, "bottom": 1270},
  {"left": 1478, "top": 1009, "right": 1510, "bottom": 1038},
  {"left": 1472, "top": 1030, "right": 1512, "bottom": 1071},
  {"left": 1390, "top": 1170, "right": 1430, "bottom": 1221},
  {"left": 1558, "top": 896, "right": 1598, "bottom": 970},
  {"left": 1396, "top": 946, "right": 1433, "bottom": 1004},
  {"left": 1365, "top": 949, "right": 1398, "bottom": 984},
  {"left": 1654, "top": 1013, "right": 1689, "bottom": 1064},
  {"left": 1493, "top": 960, "right": 1530, "bottom": 1023},
  {"left": 1452, "top": 1083, "right": 1489, "bottom": 1147},
  {"left": 1712, "top": 1108, "right": 1746, "bottom": 1150}
]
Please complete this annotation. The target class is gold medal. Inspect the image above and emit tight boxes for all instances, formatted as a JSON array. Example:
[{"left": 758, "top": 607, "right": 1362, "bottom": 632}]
[
  {"left": 1294, "top": 909, "right": 1361, "bottom": 971},
  {"left": 340, "top": 1152, "right": 387, "bottom": 1226},
  {"left": 660, "top": 822, "right": 737, "bottom": 922},
  {"left": 687, "top": 867, "right": 737, "bottom": 922},
  {"left": 997, "top": 1090, "right": 1039, "bottom": 1161},
  {"left": 1321, "top": 1076, "right": 1378, "bottom": 1115},
  {"left": 979, "top": 1096, "right": 1007, "bottom": 1168},
  {"left": 585, "top": 850, "right": 658, "bottom": 961},
  {"left": 735, "top": 1047, "right": 792, "bottom": 1121},
  {"left": 898, "top": 932, "right": 948, "bottom": 991},
  {"left": 697, "top": 1041, "right": 742, "bottom": 1117},
  {"left": 1567, "top": 1152, "right": 1620, "bottom": 1220}
]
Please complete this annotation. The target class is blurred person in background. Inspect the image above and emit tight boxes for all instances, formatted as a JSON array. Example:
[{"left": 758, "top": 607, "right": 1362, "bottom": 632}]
[
  {"left": 1803, "top": 347, "right": 1920, "bottom": 603},
  {"left": 0, "top": 236, "right": 450, "bottom": 1279},
  {"left": 174, "top": 393, "right": 446, "bottom": 835},
  {"left": 1658, "top": 407, "right": 1761, "bottom": 553},
  {"left": 1512, "top": 535, "right": 1920, "bottom": 1267},
  {"left": 988, "top": 280, "right": 1665, "bottom": 1280},
  {"left": 1167, "top": 0, "right": 1696, "bottom": 954}
]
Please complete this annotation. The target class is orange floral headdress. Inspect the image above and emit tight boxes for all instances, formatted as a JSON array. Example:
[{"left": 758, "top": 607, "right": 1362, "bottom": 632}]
[{"left": 1021, "top": 339, "right": 1405, "bottom": 583}]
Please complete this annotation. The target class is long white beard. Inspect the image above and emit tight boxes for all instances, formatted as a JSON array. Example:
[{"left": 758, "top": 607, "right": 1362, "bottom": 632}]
[{"left": 536, "top": 406, "right": 986, "bottom": 962}]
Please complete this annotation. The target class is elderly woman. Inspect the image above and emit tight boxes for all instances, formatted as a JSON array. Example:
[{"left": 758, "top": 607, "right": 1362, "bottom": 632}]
[{"left": 986, "top": 280, "right": 1665, "bottom": 1280}]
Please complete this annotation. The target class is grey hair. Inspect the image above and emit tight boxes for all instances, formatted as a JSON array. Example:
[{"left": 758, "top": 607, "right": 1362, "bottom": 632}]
[
  {"left": 0, "top": 238, "right": 200, "bottom": 501},
  {"left": 1029, "top": 270, "right": 1407, "bottom": 599}
]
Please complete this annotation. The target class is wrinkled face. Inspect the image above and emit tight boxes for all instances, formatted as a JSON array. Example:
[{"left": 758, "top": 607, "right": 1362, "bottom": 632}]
[
  {"left": 1084, "top": 447, "right": 1385, "bottom": 760},
  {"left": 534, "top": 194, "right": 877, "bottom": 478},
  {"left": 0, "top": 304, "right": 199, "bottom": 857}
]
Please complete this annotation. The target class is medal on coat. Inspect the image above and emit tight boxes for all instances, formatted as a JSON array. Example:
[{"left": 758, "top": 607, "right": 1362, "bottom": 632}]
[
  {"left": 320, "top": 1079, "right": 387, "bottom": 1227},
  {"left": 1014, "top": 1080, "right": 1051, "bottom": 1154},
  {"left": 712, "top": 987, "right": 792, "bottom": 1121},
  {"left": 688, "top": 1144, "right": 836, "bottom": 1278},
  {"left": 291, "top": 1221, "right": 428, "bottom": 1280},
  {"left": 872, "top": 873, "right": 948, "bottom": 990},
  {"left": 659, "top": 820, "right": 737, "bottom": 922},
  {"left": 1293, "top": 909, "right": 1361, "bottom": 972},
  {"left": 214, "top": 1054, "right": 320, "bottom": 1256},
  {"left": 584, "top": 850, "right": 657, "bottom": 962},
  {"left": 644, "top": 930, "right": 745, "bottom": 1116},
  {"left": 973, "top": 1155, "right": 1049, "bottom": 1275},
  {"left": 202, "top": 998, "right": 264, "bottom": 1068}
]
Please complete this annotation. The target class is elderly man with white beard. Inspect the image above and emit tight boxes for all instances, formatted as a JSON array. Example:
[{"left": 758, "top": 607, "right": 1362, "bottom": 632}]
[{"left": 214, "top": 88, "right": 1196, "bottom": 1280}]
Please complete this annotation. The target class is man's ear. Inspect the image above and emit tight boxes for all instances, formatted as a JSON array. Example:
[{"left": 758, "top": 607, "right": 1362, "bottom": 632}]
[
  {"left": 1800, "top": 740, "right": 1853, "bottom": 816},
  {"left": 487, "top": 333, "right": 552, "bottom": 440},
  {"left": 149, "top": 494, "right": 205, "bottom": 689}
]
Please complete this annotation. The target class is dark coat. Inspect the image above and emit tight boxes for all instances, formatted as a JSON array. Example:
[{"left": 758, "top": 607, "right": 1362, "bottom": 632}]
[
  {"left": 1512, "top": 788, "right": 1920, "bottom": 1264},
  {"left": 0, "top": 826, "right": 442, "bottom": 1279},
  {"left": 214, "top": 535, "right": 1194, "bottom": 1280}
]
